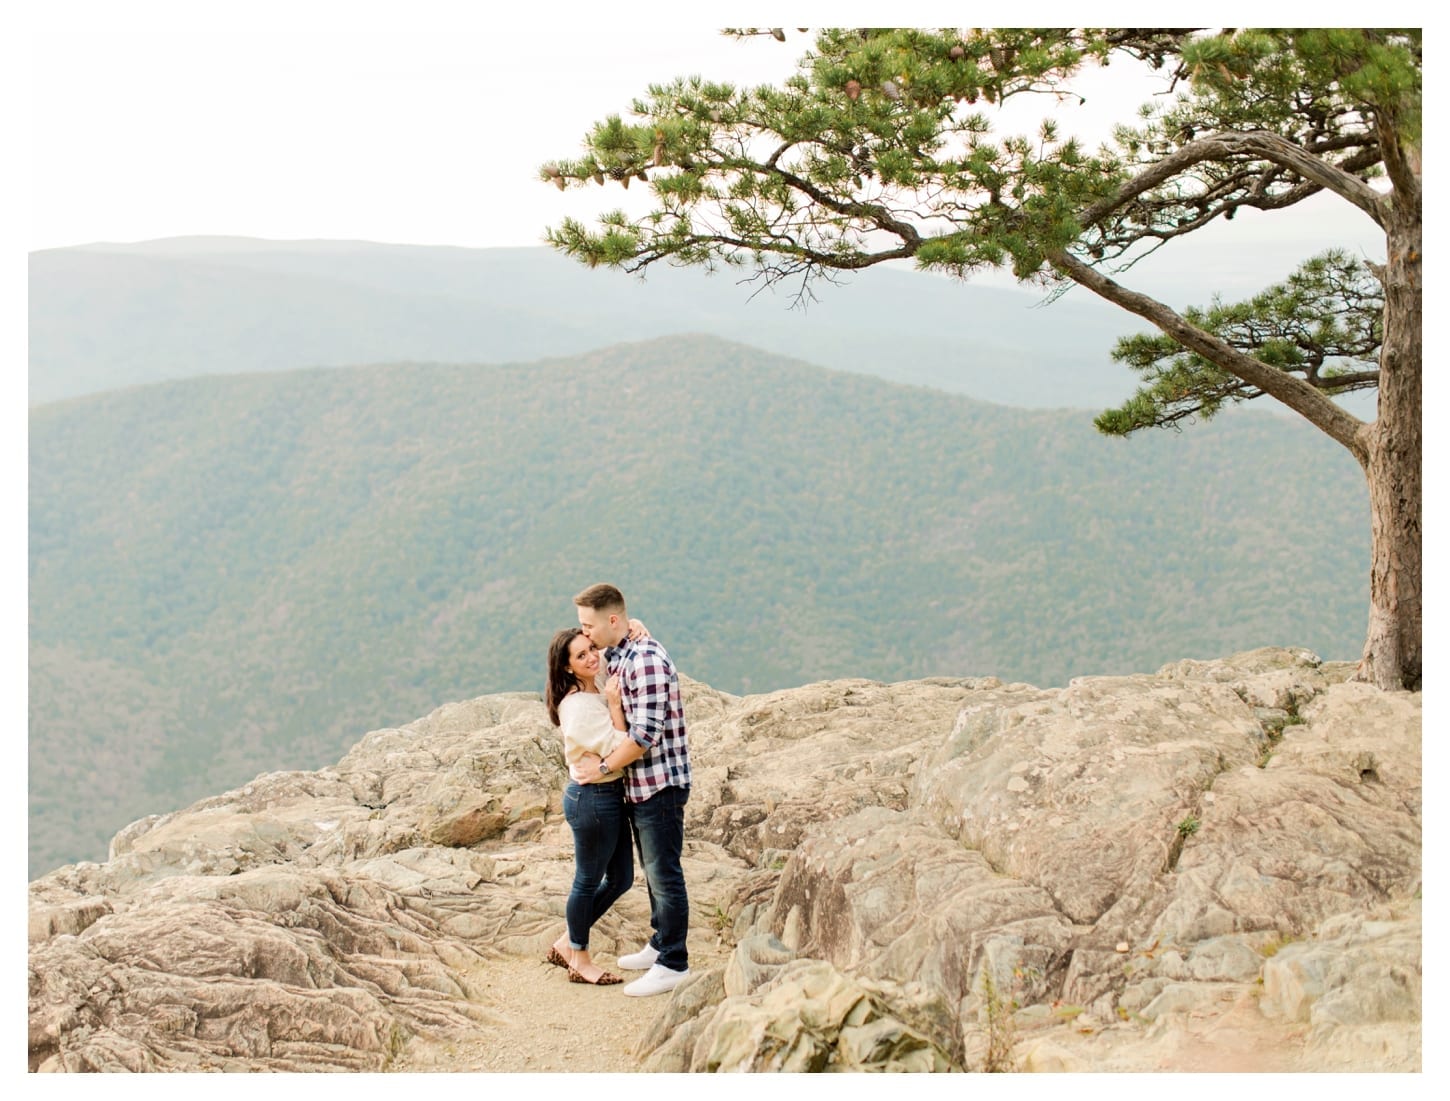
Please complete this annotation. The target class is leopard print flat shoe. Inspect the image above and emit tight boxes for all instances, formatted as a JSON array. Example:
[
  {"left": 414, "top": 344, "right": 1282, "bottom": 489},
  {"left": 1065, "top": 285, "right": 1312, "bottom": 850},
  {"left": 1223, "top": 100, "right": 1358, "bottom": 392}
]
[{"left": 567, "top": 967, "right": 623, "bottom": 986}]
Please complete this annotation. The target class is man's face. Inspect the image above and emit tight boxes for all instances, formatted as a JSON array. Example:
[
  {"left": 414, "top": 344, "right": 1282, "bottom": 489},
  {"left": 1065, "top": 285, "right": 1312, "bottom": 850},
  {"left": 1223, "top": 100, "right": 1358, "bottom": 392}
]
[{"left": 576, "top": 603, "right": 624, "bottom": 649}]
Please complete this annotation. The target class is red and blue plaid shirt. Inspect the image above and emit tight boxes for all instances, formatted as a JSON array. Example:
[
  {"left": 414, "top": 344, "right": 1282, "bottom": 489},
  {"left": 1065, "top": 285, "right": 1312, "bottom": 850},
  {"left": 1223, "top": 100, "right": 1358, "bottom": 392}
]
[{"left": 606, "top": 635, "right": 691, "bottom": 803}]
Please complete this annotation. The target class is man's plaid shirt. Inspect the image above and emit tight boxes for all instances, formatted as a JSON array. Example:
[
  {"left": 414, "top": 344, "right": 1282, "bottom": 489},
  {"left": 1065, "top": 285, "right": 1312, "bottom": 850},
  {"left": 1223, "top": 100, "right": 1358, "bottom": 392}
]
[{"left": 605, "top": 634, "right": 691, "bottom": 803}]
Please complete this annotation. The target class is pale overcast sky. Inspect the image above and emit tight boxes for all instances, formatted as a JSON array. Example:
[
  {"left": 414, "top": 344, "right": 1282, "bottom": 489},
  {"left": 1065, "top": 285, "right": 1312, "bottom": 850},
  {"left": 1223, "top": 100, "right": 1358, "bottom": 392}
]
[
  {"left": 25, "top": 1, "right": 1388, "bottom": 287},
  {"left": 27, "top": 10, "right": 800, "bottom": 251}
]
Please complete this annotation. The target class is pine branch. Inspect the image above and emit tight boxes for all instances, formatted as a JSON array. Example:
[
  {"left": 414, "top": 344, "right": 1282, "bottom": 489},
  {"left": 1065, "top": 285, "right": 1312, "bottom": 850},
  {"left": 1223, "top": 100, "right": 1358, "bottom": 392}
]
[{"left": 1050, "top": 248, "right": 1369, "bottom": 458}]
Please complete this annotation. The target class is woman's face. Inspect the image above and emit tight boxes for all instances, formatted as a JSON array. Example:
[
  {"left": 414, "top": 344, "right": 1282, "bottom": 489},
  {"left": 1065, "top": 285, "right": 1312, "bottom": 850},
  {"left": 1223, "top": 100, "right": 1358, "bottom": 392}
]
[{"left": 567, "top": 633, "right": 601, "bottom": 682}]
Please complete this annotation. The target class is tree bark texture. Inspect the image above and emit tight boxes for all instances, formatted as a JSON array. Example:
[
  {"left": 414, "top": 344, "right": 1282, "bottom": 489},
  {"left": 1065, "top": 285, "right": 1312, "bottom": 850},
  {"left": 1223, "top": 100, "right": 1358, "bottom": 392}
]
[{"left": 1357, "top": 216, "right": 1422, "bottom": 690}]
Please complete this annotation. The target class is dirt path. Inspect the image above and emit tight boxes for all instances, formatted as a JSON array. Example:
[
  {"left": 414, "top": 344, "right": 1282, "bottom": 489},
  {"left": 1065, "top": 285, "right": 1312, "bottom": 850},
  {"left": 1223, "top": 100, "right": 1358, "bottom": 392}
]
[
  {"left": 388, "top": 935, "right": 733, "bottom": 1073},
  {"left": 388, "top": 949, "right": 1316, "bottom": 1074}
]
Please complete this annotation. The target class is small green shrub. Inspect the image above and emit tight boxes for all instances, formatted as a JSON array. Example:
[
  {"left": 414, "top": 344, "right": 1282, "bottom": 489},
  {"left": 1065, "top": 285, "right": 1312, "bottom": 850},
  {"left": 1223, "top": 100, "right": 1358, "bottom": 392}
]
[{"left": 979, "top": 967, "right": 1018, "bottom": 1073}]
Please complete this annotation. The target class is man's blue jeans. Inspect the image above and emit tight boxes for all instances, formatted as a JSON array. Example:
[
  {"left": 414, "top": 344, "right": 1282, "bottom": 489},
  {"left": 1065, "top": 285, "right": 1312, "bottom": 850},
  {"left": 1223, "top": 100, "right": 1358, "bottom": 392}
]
[
  {"left": 562, "top": 779, "right": 633, "bottom": 950},
  {"left": 630, "top": 783, "right": 690, "bottom": 972}
]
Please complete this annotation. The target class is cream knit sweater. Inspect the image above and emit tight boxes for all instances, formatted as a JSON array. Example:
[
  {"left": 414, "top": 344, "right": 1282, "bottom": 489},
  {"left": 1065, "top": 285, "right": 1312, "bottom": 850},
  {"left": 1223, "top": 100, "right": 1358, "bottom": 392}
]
[{"left": 557, "top": 689, "right": 628, "bottom": 783}]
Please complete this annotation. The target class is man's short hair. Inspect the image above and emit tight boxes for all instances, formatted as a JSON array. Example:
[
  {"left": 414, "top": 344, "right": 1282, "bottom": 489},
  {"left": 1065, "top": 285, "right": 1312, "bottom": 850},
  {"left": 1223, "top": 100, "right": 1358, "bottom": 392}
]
[{"left": 574, "top": 583, "right": 626, "bottom": 612}]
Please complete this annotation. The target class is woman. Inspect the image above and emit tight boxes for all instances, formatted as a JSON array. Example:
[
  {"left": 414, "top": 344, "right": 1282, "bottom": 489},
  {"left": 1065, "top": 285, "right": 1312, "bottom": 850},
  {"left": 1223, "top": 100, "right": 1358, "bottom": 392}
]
[{"left": 544, "top": 626, "right": 635, "bottom": 985}]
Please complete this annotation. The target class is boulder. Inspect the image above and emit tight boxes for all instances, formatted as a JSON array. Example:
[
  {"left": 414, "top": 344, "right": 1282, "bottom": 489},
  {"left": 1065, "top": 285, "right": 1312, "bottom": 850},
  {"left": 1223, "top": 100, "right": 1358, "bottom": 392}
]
[{"left": 660, "top": 957, "right": 962, "bottom": 1072}]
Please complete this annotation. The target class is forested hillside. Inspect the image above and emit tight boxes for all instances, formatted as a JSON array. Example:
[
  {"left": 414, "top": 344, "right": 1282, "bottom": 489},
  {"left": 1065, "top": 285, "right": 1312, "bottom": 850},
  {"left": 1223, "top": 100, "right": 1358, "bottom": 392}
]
[{"left": 29, "top": 335, "right": 1369, "bottom": 875}]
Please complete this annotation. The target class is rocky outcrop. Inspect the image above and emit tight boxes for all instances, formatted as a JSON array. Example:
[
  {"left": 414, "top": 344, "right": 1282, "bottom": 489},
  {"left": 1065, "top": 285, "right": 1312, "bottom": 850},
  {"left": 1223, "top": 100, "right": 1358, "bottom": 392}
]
[
  {"left": 26, "top": 692, "right": 628, "bottom": 1071},
  {"left": 29, "top": 649, "right": 1421, "bottom": 1072}
]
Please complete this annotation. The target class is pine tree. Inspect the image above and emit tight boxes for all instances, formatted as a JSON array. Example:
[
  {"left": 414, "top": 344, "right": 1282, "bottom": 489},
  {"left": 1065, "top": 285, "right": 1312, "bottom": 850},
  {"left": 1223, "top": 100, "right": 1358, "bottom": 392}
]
[{"left": 544, "top": 28, "right": 1422, "bottom": 690}]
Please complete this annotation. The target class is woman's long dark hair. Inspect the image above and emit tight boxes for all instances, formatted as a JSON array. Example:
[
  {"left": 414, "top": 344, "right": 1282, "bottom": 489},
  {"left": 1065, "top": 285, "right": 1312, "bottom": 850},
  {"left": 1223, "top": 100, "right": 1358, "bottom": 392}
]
[{"left": 545, "top": 627, "right": 587, "bottom": 727}]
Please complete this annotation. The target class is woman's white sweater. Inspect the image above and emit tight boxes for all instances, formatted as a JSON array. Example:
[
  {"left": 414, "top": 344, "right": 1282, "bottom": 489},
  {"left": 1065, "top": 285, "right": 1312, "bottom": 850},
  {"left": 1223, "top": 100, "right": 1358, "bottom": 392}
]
[{"left": 557, "top": 690, "right": 628, "bottom": 783}]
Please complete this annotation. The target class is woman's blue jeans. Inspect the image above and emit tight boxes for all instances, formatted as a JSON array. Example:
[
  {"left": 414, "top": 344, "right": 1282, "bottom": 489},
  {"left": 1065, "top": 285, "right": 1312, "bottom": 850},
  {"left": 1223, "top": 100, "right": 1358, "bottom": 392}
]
[{"left": 562, "top": 779, "right": 633, "bottom": 951}]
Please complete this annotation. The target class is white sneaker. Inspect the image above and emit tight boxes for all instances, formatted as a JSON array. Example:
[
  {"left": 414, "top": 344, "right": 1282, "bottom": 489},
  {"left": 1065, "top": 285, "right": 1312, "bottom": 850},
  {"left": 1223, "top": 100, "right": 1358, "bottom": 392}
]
[
  {"left": 622, "top": 963, "right": 690, "bottom": 998},
  {"left": 617, "top": 943, "right": 660, "bottom": 970}
]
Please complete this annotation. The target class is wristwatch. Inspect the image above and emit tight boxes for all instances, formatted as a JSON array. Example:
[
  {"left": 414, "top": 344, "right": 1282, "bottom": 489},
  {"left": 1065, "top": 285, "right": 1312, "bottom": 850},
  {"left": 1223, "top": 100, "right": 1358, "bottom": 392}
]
[{"left": 598, "top": 756, "right": 611, "bottom": 776}]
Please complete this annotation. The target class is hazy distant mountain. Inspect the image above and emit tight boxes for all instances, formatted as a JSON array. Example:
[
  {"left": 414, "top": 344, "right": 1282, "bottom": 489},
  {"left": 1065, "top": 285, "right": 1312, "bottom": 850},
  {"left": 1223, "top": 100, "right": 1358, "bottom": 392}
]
[
  {"left": 30, "top": 237, "right": 1169, "bottom": 409},
  {"left": 29, "top": 335, "right": 1369, "bottom": 875}
]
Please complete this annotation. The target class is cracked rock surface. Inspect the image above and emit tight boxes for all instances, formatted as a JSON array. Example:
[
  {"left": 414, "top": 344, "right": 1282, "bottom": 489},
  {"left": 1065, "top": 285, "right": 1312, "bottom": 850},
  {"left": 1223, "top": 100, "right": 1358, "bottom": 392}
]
[{"left": 29, "top": 649, "right": 1420, "bottom": 1072}]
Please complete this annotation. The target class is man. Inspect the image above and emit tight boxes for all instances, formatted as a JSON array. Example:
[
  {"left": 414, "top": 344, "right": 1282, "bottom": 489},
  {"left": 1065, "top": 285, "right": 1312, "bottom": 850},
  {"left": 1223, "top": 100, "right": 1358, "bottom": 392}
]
[{"left": 570, "top": 583, "right": 691, "bottom": 998}]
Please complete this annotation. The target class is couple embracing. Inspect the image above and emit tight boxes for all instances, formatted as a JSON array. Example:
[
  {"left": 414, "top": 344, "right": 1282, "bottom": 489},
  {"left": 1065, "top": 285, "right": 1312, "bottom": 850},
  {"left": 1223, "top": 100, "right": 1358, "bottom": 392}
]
[{"left": 543, "top": 583, "right": 691, "bottom": 997}]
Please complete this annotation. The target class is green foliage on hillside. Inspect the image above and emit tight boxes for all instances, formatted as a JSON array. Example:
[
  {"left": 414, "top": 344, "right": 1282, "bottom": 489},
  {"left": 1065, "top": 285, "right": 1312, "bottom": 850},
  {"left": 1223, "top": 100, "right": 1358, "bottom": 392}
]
[{"left": 28, "top": 336, "right": 1368, "bottom": 876}]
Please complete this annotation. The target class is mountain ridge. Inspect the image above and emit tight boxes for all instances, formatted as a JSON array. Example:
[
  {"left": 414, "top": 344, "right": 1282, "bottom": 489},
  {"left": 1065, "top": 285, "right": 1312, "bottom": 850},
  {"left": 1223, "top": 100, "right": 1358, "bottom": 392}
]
[
  {"left": 28, "top": 333, "right": 1370, "bottom": 876},
  {"left": 29, "top": 237, "right": 1169, "bottom": 409}
]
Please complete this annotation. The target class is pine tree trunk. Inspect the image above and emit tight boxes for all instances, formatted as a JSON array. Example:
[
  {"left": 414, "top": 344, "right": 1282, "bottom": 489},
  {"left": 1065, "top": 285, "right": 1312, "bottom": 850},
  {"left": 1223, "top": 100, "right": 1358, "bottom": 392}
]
[{"left": 1357, "top": 218, "right": 1422, "bottom": 691}]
